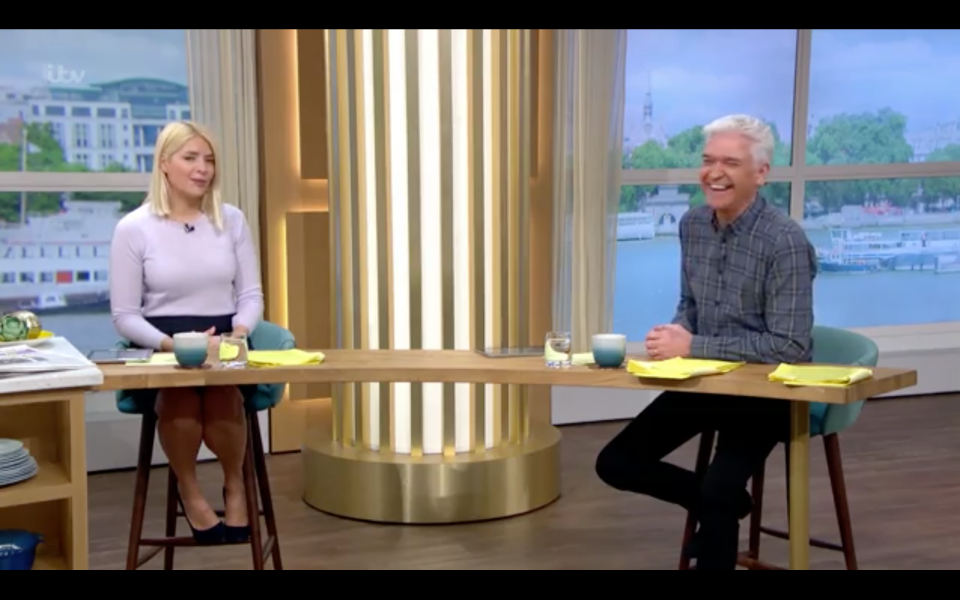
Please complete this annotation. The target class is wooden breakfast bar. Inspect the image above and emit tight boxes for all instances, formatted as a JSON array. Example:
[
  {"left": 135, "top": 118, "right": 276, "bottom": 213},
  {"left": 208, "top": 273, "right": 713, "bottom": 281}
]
[
  {"left": 94, "top": 349, "right": 918, "bottom": 571},
  {"left": 0, "top": 348, "right": 918, "bottom": 570}
]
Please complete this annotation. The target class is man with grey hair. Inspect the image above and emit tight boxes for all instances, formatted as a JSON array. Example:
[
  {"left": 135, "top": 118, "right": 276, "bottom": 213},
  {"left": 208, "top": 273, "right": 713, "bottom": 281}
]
[{"left": 595, "top": 114, "right": 817, "bottom": 570}]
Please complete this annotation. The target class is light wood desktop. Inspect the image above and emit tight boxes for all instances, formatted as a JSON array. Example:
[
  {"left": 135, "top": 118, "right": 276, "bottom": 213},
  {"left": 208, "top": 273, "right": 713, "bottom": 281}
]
[
  {"left": 96, "top": 349, "right": 917, "bottom": 571},
  {"left": 0, "top": 349, "right": 916, "bottom": 571}
]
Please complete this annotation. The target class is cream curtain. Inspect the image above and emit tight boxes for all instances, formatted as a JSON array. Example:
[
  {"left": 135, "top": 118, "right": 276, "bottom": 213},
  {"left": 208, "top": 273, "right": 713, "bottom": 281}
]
[
  {"left": 185, "top": 29, "right": 261, "bottom": 252},
  {"left": 552, "top": 29, "right": 628, "bottom": 351}
]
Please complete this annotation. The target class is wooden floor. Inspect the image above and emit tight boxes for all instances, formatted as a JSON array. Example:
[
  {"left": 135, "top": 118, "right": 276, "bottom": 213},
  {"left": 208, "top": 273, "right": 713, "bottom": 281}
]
[{"left": 88, "top": 394, "right": 960, "bottom": 570}]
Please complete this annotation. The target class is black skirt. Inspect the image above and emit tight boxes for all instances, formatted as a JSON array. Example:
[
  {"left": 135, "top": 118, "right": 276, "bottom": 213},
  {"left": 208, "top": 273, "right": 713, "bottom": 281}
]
[{"left": 122, "top": 314, "right": 258, "bottom": 413}]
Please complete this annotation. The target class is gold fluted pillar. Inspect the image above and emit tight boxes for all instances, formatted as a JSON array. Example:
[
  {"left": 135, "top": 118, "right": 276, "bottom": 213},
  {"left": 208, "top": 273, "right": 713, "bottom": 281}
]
[{"left": 302, "top": 29, "right": 561, "bottom": 524}]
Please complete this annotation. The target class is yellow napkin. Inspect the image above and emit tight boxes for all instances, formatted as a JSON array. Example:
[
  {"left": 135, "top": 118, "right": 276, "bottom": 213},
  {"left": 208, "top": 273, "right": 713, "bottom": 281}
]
[
  {"left": 544, "top": 346, "right": 595, "bottom": 366},
  {"left": 129, "top": 349, "right": 325, "bottom": 368},
  {"left": 218, "top": 346, "right": 325, "bottom": 367},
  {"left": 768, "top": 364, "right": 872, "bottom": 388},
  {"left": 247, "top": 349, "right": 325, "bottom": 367},
  {"left": 134, "top": 353, "right": 178, "bottom": 365},
  {"left": 626, "top": 357, "right": 744, "bottom": 380}
]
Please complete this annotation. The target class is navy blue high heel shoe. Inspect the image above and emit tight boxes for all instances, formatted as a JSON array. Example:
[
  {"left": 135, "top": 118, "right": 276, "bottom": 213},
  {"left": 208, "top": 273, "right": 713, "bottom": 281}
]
[
  {"left": 179, "top": 498, "right": 226, "bottom": 545},
  {"left": 223, "top": 488, "right": 251, "bottom": 544}
]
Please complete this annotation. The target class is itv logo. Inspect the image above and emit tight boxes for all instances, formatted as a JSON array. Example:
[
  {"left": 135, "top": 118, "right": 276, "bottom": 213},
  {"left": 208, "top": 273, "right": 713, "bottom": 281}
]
[{"left": 43, "top": 64, "right": 86, "bottom": 85}]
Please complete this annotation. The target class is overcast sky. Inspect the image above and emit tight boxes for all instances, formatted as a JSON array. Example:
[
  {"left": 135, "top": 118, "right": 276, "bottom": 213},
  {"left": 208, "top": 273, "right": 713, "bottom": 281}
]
[
  {"left": 0, "top": 29, "right": 187, "bottom": 89},
  {"left": 0, "top": 29, "right": 956, "bottom": 141},
  {"left": 625, "top": 29, "right": 960, "bottom": 141}
]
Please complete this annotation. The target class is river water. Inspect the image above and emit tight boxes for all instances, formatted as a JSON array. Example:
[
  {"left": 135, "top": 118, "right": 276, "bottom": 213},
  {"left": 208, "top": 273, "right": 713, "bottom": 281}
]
[{"left": 41, "top": 227, "right": 959, "bottom": 353}]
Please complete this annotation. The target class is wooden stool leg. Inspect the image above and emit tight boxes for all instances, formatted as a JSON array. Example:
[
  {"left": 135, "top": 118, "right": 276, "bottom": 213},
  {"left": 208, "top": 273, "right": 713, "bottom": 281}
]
[
  {"left": 164, "top": 468, "right": 179, "bottom": 570},
  {"left": 243, "top": 423, "right": 265, "bottom": 571},
  {"left": 126, "top": 413, "right": 157, "bottom": 571},
  {"left": 824, "top": 434, "right": 858, "bottom": 570},
  {"left": 748, "top": 461, "right": 766, "bottom": 562},
  {"left": 251, "top": 415, "right": 283, "bottom": 570},
  {"left": 679, "top": 430, "right": 716, "bottom": 570}
]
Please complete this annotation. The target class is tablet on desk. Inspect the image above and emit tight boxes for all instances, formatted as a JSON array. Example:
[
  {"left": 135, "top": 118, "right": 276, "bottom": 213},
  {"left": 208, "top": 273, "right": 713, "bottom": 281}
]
[
  {"left": 87, "top": 348, "right": 154, "bottom": 364},
  {"left": 477, "top": 346, "right": 544, "bottom": 359}
]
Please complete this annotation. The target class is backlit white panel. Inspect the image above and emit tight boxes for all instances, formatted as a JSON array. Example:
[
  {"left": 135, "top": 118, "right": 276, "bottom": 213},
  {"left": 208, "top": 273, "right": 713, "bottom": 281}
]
[
  {"left": 451, "top": 29, "right": 473, "bottom": 453},
  {"left": 418, "top": 29, "right": 443, "bottom": 455},
  {"left": 387, "top": 29, "right": 412, "bottom": 454},
  {"left": 343, "top": 29, "right": 502, "bottom": 454},
  {"left": 482, "top": 29, "right": 495, "bottom": 448},
  {"left": 361, "top": 29, "right": 381, "bottom": 449}
]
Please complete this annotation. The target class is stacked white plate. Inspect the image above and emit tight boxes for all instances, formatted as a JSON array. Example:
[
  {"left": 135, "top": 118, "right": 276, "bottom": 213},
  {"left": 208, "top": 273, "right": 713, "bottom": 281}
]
[{"left": 0, "top": 440, "right": 38, "bottom": 488}]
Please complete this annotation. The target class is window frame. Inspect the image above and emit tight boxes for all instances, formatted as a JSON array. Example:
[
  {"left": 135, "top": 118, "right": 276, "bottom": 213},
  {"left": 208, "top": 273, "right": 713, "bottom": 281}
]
[{"left": 619, "top": 29, "right": 960, "bottom": 352}]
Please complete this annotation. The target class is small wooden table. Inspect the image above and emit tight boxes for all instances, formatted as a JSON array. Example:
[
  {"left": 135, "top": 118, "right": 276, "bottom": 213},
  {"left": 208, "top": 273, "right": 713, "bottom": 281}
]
[{"left": 97, "top": 350, "right": 918, "bottom": 570}]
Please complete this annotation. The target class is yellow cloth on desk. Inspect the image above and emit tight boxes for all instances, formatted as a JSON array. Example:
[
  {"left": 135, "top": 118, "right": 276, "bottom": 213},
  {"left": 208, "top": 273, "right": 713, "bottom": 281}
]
[
  {"left": 133, "top": 353, "right": 177, "bottom": 365},
  {"left": 544, "top": 346, "right": 595, "bottom": 366},
  {"left": 216, "top": 345, "right": 324, "bottom": 366},
  {"left": 247, "top": 349, "right": 324, "bottom": 367},
  {"left": 768, "top": 364, "right": 872, "bottom": 387},
  {"left": 129, "top": 349, "right": 325, "bottom": 368},
  {"left": 626, "top": 357, "right": 744, "bottom": 380}
]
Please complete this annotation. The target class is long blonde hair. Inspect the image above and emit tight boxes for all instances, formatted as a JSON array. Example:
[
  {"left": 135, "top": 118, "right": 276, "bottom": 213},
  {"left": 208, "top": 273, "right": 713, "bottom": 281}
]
[{"left": 146, "top": 121, "right": 224, "bottom": 231}]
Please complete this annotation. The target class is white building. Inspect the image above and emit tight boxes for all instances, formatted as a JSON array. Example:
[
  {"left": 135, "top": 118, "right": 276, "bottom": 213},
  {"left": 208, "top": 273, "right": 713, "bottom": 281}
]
[{"left": 0, "top": 78, "right": 190, "bottom": 173}]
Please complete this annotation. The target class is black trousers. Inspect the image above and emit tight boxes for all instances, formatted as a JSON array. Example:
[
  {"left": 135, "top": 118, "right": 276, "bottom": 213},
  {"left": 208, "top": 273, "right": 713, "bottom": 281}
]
[{"left": 595, "top": 391, "right": 791, "bottom": 570}]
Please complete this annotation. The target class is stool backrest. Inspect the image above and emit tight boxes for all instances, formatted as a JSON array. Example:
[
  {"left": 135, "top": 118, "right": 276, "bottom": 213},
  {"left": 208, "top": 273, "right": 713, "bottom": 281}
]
[
  {"left": 250, "top": 321, "right": 297, "bottom": 409},
  {"left": 812, "top": 325, "right": 880, "bottom": 436},
  {"left": 251, "top": 321, "right": 296, "bottom": 352}
]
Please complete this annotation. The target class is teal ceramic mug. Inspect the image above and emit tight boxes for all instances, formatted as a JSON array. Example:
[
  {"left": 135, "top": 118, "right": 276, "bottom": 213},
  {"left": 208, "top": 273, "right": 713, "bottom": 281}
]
[
  {"left": 173, "top": 332, "right": 209, "bottom": 368},
  {"left": 592, "top": 333, "right": 627, "bottom": 368}
]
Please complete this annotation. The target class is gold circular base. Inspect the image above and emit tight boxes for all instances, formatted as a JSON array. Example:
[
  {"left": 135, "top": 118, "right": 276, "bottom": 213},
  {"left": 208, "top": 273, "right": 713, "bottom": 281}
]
[{"left": 302, "top": 422, "right": 562, "bottom": 524}]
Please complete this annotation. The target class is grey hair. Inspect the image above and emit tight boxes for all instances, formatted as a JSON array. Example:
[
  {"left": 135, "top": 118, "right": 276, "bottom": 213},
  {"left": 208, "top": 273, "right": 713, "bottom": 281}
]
[{"left": 703, "top": 114, "right": 775, "bottom": 167}]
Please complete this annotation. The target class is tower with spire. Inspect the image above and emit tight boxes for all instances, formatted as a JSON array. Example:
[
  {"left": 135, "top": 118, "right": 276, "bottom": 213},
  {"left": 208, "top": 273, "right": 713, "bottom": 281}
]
[
  {"left": 622, "top": 71, "right": 669, "bottom": 153},
  {"left": 643, "top": 71, "right": 654, "bottom": 139},
  {"left": 631, "top": 71, "right": 667, "bottom": 149}
]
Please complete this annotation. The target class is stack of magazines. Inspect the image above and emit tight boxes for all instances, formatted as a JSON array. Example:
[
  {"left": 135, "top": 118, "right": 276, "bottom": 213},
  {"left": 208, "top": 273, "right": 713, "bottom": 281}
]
[{"left": 0, "top": 344, "right": 94, "bottom": 377}]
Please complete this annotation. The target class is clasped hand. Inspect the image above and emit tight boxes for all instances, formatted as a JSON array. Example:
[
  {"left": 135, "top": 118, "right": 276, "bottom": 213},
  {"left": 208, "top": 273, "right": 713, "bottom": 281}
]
[{"left": 645, "top": 323, "right": 692, "bottom": 361}]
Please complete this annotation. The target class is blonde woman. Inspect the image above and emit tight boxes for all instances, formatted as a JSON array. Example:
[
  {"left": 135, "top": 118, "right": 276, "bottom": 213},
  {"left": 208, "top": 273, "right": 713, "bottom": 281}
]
[{"left": 110, "top": 121, "right": 263, "bottom": 546}]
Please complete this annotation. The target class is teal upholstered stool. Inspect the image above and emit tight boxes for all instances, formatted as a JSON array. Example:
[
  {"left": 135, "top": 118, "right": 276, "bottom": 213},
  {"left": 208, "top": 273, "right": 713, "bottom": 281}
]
[
  {"left": 680, "top": 326, "right": 879, "bottom": 571},
  {"left": 121, "top": 321, "right": 294, "bottom": 571}
]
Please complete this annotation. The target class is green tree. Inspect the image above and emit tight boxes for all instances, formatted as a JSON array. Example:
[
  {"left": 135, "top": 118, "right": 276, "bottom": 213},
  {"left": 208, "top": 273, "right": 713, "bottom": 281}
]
[
  {"left": 619, "top": 118, "right": 791, "bottom": 213},
  {"left": 665, "top": 125, "right": 705, "bottom": 168},
  {"left": 0, "top": 123, "right": 73, "bottom": 222},
  {"left": 764, "top": 120, "right": 792, "bottom": 167},
  {"left": 806, "top": 109, "right": 913, "bottom": 166},
  {"left": 920, "top": 144, "right": 960, "bottom": 203},
  {"left": 619, "top": 184, "right": 641, "bottom": 213},
  {"left": 0, "top": 122, "right": 143, "bottom": 222},
  {"left": 805, "top": 110, "right": 916, "bottom": 213},
  {"left": 619, "top": 140, "right": 684, "bottom": 212}
]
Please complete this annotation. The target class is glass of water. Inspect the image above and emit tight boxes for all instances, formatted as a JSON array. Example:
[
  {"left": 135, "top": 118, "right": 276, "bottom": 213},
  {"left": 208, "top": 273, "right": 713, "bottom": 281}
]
[
  {"left": 545, "top": 331, "right": 572, "bottom": 369},
  {"left": 220, "top": 333, "right": 249, "bottom": 369}
]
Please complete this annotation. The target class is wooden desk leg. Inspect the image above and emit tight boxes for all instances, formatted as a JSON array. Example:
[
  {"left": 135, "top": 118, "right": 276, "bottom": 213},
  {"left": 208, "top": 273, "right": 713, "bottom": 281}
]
[
  {"left": 788, "top": 402, "right": 810, "bottom": 571},
  {"left": 65, "top": 393, "right": 89, "bottom": 571}
]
